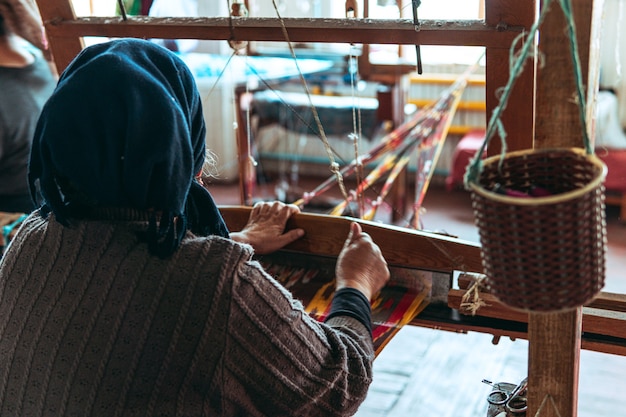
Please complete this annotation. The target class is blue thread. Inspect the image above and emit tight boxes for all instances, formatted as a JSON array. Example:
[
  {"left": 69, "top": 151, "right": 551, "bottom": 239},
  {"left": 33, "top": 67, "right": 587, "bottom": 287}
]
[{"left": 2, "top": 214, "right": 28, "bottom": 241}]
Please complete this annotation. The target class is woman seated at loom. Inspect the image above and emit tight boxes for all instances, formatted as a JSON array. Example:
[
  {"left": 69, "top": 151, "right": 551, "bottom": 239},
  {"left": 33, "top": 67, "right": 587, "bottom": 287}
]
[{"left": 0, "top": 39, "right": 390, "bottom": 416}]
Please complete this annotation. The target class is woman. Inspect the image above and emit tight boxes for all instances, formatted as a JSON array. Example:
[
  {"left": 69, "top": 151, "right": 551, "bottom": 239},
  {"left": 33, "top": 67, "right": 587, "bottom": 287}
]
[
  {"left": 0, "top": 38, "right": 390, "bottom": 416},
  {"left": 0, "top": 0, "right": 56, "bottom": 213}
]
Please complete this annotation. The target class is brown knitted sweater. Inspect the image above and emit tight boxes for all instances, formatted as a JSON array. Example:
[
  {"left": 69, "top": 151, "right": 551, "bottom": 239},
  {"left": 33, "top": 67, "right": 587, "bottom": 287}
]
[{"left": 0, "top": 212, "right": 374, "bottom": 416}]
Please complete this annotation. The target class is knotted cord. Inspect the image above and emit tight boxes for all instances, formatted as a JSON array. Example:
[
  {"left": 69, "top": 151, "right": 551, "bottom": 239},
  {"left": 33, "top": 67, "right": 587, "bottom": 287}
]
[{"left": 464, "top": 0, "right": 592, "bottom": 188}]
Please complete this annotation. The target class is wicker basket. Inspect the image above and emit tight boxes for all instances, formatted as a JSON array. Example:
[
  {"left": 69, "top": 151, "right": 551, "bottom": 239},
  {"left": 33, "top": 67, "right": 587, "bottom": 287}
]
[{"left": 468, "top": 147, "right": 607, "bottom": 312}]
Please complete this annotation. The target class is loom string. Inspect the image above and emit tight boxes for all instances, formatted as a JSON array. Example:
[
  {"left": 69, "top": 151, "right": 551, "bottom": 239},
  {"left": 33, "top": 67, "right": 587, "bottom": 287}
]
[
  {"left": 149, "top": 5, "right": 238, "bottom": 177},
  {"left": 202, "top": 50, "right": 237, "bottom": 101},
  {"left": 426, "top": 237, "right": 478, "bottom": 315},
  {"left": 464, "top": 0, "right": 592, "bottom": 187},
  {"left": 464, "top": 1, "right": 551, "bottom": 186},
  {"left": 197, "top": 2, "right": 338, "bottom": 182},
  {"left": 243, "top": 55, "right": 257, "bottom": 168},
  {"left": 348, "top": 44, "right": 366, "bottom": 217},
  {"left": 229, "top": 56, "right": 413, "bottom": 213},
  {"left": 242, "top": 65, "right": 346, "bottom": 162},
  {"left": 243, "top": 1, "right": 415, "bottom": 220},
  {"left": 560, "top": 0, "right": 592, "bottom": 154},
  {"left": 291, "top": 59, "right": 478, "bottom": 224},
  {"left": 216, "top": 1, "right": 349, "bottom": 188},
  {"left": 216, "top": 3, "right": 470, "bottom": 223},
  {"left": 270, "top": 0, "right": 350, "bottom": 202},
  {"left": 224, "top": 0, "right": 256, "bottom": 173},
  {"left": 261, "top": 1, "right": 395, "bottom": 217}
]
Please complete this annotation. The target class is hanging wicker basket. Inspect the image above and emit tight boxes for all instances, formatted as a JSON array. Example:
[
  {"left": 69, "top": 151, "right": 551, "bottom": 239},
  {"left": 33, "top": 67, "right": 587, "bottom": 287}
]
[{"left": 468, "top": 147, "right": 607, "bottom": 313}]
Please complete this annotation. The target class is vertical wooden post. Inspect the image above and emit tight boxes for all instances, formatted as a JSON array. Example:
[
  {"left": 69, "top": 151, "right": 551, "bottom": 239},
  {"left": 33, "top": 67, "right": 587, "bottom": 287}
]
[
  {"left": 36, "top": 0, "right": 84, "bottom": 74},
  {"left": 529, "top": 1, "right": 602, "bottom": 416},
  {"left": 235, "top": 88, "right": 256, "bottom": 205},
  {"left": 484, "top": 0, "right": 537, "bottom": 156},
  {"left": 534, "top": 0, "right": 597, "bottom": 149},
  {"left": 528, "top": 311, "right": 582, "bottom": 417}
]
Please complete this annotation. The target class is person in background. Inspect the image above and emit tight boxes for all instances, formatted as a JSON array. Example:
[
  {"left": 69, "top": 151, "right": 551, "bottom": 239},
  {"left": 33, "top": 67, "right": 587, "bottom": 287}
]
[
  {"left": 0, "top": 38, "right": 390, "bottom": 416},
  {"left": 0, "top": 0, "right": 56, "bottom": 213},
  {"left": 116, "top": 0, "right": 153, "bottom": 16}
]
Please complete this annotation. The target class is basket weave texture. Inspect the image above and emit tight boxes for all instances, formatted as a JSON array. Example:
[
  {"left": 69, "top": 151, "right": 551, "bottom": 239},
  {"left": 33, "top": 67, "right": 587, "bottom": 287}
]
[{"left": 469, "top": 148, "right": 607, "bottom": 312}]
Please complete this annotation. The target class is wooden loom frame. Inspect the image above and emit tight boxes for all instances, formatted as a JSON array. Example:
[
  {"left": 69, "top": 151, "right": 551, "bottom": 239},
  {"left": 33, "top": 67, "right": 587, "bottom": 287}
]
[{"left": 33, "top": 1, "right": 619, "bottom": 416}]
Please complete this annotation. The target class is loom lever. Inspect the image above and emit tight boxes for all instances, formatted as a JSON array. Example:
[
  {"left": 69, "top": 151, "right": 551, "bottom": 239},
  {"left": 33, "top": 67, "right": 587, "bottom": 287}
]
[
  {"left": 412, "top": 0, "right": 423, "bottom": 74},
  {"left": 116, "top": 0, "right": 127, "bottom": 21}
]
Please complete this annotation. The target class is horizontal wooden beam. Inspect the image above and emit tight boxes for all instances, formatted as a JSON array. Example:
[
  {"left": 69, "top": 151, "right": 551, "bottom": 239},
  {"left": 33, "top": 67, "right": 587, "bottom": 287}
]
[
  {"left": 42, "top": 16, "right": 524, "bottom": 48},
  {"left": 219, "top": 205, "right": 483, "bottom": 274},
  {"left": 448, "top": 289, "right": 626, "bottom": 356}
]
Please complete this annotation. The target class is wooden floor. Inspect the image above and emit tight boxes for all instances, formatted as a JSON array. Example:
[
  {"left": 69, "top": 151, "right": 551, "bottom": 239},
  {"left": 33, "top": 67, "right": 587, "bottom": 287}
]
[
  {"left": 353, "top": 187, "right": 626, "bottom": 417},
  {"left": 209, "top": 176, "right": 626, "bottom": 417},
  {"left": 355, "top": 325, "right": 626, "bottom": 417}
]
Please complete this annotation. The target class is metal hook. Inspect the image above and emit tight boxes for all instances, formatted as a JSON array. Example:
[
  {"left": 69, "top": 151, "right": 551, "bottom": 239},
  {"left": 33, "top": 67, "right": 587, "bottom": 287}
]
[
  {"left": 345, "top": 0, "right": 358, "bottom": 18},
  {"left": 231, "top": 2, "right": 249, "bottom": 17},
  {"left": 412, "top": 0, "right": 423, "bottom": 74}
]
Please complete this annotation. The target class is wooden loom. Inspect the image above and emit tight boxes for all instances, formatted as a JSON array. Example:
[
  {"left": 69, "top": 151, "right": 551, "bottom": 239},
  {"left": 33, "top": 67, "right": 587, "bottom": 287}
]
[{"left": 34, "top": 1, "right": 624, "bottom": 416}]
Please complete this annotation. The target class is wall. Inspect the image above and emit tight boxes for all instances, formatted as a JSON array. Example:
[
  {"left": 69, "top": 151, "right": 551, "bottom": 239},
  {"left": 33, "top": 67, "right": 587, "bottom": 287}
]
[
  {"left": 599, "top": 0, "right": 626, "bottom": 127},
  {"left": 61, "top": 1, "right": 525, "bottom": 182}
]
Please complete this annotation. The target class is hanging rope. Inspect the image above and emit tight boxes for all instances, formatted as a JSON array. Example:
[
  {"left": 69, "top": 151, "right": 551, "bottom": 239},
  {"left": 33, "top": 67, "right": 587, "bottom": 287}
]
[
  {"left": 460, "top": 273, "right": 488, "bottom": 315},
  {"left": 348, "top": 44, "right": 365, "bottom": 217},
  {"left": 202, "top": 51, "right": 237, "bottom": 101},
  {"left": 270, "top": 0, "right": 350, "bottom": 202},
  {"left": 227, "top": 0, "right": 249, "bottom": 52},
  {"left": 560, "top": 0, "right": 592, "bottom": 154},
  {"left": 464, "top": 0, "right": 592, "bottom": 188},
  {"left": 243, "top": 57, "right": 258, "bottom": 170},
  {"left": 242, "top": 65, "right": 346, "bottom": 163}
]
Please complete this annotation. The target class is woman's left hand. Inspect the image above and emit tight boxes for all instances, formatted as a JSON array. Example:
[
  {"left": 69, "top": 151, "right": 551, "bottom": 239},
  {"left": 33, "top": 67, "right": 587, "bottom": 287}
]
[{"left": 230, "top": 201, "right": 305, "bottom": 254}]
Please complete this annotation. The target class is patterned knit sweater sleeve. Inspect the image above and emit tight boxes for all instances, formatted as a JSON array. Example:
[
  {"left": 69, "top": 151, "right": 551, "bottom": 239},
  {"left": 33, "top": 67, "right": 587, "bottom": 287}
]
[
  {"left": 0, "top": 213, "right": 374, "bottom": 417},
  {"left": 215, "top": 246, "right": 375, "bottom": 416}
]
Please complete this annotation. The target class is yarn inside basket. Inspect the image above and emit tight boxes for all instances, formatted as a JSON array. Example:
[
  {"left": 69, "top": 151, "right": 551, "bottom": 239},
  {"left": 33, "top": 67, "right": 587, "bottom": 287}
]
[{"left": 468, "top": 148, "right": 607, "bottom": 312}]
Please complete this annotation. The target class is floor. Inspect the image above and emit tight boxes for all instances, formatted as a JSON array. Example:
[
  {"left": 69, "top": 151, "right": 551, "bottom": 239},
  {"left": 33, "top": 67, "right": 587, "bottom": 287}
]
[
  {"left": 352, "top": 188, "right": 626, "bottom": 417},
  {"left": 208, "top": 175, "right": 626, "bottom": 417}
]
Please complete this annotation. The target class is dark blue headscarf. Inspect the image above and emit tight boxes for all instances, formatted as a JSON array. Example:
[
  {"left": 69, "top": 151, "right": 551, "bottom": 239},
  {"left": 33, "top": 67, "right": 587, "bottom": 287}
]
[{"left": 29, "top": 38, "right": 229, "bottom": 257}]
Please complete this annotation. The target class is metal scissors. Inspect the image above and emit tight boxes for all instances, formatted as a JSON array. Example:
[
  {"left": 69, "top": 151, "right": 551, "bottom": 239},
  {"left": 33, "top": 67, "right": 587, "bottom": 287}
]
[{"left": 486, "top": 377, "right": 528, "bottom": 415}]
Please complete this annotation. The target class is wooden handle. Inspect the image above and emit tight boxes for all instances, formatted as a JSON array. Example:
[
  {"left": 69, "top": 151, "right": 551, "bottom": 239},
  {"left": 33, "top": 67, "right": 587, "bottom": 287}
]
[{"left": 219, "top": 205, "right": 483, "bottom": 274}]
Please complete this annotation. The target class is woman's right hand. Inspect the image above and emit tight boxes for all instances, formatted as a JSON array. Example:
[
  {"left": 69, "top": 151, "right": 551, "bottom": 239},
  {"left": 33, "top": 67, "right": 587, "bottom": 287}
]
[
  {"left": 335, "top": 222, "right": 390, "bottom": 301},
  {"left": 229, "top": 201, "right": 304, "bottom": 255}
]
